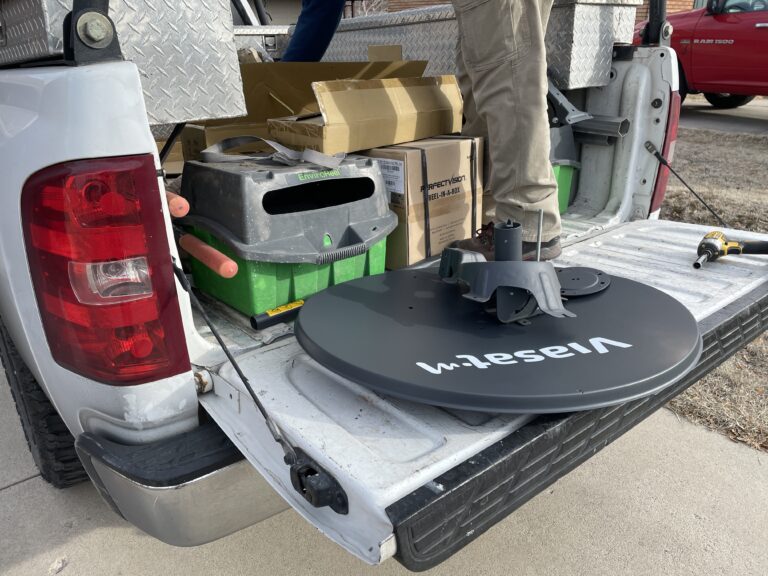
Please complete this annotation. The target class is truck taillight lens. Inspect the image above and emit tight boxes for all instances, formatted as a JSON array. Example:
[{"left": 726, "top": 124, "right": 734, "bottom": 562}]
[
  {"left": 22, "top": 155, "right": 190, "bottom": 385},
  {"left": 68, "top": 257, "right": 153, "bottom": 305},
  {"left": 649, "top": 90, "right": 681, "bottom": 213}
]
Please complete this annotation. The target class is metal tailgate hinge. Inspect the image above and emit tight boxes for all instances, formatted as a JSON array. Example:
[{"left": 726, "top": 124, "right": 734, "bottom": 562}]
[{"left": 64, "top": 0, "right": 124, "bottom": 66}]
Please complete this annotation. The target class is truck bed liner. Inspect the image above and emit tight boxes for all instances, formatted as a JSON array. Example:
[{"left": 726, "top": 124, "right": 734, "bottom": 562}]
[{"left": 193, "top": 220, "right": 768, "bottom": 566}]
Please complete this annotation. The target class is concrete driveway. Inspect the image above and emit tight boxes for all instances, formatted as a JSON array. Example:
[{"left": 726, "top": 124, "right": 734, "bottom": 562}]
[
  {"left": 680, "top": 96, "right": 768, "bottom": 136},
  {"left": 2, "top": 369, "right": 768, "bottom": 576}
]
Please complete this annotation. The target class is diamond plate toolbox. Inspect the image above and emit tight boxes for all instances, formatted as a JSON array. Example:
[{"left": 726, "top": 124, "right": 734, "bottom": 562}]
[
  {"left": 322, "top": 1, "right": 642, "bottom": 89},
  {"left": 0, "top": 0, "right": 246, "bottom": 125},
  {"left": 234, "top": 25, "right": 292, "bottom": 60}
]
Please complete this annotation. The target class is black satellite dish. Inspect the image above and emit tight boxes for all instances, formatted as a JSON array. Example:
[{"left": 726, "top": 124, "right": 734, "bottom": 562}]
[{"left": 295, "top": 223, "right": 702, "bottom": 413}]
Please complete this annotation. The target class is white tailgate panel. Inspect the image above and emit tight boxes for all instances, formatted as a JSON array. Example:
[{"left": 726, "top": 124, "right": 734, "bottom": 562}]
[
  {"left": 199, "top": 219, "right": 768, "bottom": 564},
  {"left": 556, "top": 220, "right": 768, "bottom": 321},
  {"left": 200, "top": 346, "right": 533, "bottom": 564}
]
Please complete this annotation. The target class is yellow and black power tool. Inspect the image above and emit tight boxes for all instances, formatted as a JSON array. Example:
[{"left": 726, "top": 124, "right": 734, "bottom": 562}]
[{"left": 694, "top": 231, "right": 768, "bottom": 269}]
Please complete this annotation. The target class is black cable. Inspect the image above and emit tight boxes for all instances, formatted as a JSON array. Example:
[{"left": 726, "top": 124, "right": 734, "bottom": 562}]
[
  {"left": 252, "top": 0, "right": 271, "bottom": 24},
  {"left": 644, "top": 141, "right": 730, "bottom": 229},
  {"left": 159, "top": 123, "right": 187, "bottom": 167},
  {"left": 171, "top": 259, "right": 297, "bottom": 465}
]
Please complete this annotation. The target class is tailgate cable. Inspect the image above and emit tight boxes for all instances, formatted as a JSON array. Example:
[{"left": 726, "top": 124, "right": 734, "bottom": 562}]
[
  {"left": 171, "top": 260, "right": 296, "bottom": 461},
  {"left": 172, "top": 260, "right": 350, "bottom": 515},
  {"left": 644, "top": 141, "right": 730, "bottom": 228}
]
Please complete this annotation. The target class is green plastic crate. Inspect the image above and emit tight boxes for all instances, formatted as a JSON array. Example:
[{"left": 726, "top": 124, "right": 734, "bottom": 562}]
[
  {"left": 553, "top": 163, "right": 578, "bottom": 214},
  {"left": 189, "top": 228, "right": 388, "bottom": 317}
]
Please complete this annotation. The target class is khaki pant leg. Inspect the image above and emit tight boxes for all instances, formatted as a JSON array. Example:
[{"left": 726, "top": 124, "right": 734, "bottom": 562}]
[
  {"left": 456, "top": 42, "right": 496, "bottom": 223},
  {"left": 540, "top": 0, "right": 554, "bottom": 31},
  {"left": 452, "top": 0, "right": 561, "bottom": 242}
]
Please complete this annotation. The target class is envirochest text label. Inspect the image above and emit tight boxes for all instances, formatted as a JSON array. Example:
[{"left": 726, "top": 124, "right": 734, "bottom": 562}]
[
  {"left": 297, "top": 169, "right": 341, "bottom": 181},
  {"left": 416, "top": 337, "right": 632, "bottom": 375}
]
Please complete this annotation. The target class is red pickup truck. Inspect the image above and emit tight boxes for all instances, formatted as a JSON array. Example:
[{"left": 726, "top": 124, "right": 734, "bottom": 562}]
[{"left": 635, "top": 0, "right": 768, "bottom": 108}]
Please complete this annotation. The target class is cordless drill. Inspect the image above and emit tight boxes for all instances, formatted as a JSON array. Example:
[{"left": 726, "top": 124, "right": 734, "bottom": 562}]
[{"left": 693, "top": 231, "right": 768, "bottom": 269}]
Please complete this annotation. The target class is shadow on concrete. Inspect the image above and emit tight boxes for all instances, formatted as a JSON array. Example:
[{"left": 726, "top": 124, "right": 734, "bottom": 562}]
[
  {"left": 0, "top": 477, "right": 126, "bottom": 574},
  {"left": 680, "top": 99, "right": 768, "bottom": 136}
]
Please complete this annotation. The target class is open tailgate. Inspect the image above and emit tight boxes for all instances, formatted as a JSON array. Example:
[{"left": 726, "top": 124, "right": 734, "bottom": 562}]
[{"left": 197, "top": 220, "right": 768, "bottom": 568}]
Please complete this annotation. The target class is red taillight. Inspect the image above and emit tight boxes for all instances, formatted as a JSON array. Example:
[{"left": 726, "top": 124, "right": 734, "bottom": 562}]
[
  {"left": 649, "top": 91, "right": 681, "bottom": 213},
  {"left": 22, "top": 155, "right": 190, "bottom": 385}
]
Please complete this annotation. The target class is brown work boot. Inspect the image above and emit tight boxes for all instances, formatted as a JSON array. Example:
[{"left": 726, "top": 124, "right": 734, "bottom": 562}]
[
  {"left": 522, "top": 236, "right": 561, "bottom": 261},
  {"left": 453, "top": 223, "right": 561, "bottom": 261},
  {"left": 453, "top": 222, "right": 496, "bottom": 260}
]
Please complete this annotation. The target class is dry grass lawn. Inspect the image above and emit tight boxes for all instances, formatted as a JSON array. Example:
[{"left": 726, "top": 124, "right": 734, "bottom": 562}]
[{"left": 660, "top": 127, "right": 767, "bottom": 451}]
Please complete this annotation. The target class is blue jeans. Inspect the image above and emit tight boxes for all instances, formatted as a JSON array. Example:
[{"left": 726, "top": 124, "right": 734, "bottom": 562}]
[{"left": 282, "top": 0, "right": 347, "bottom": 62}]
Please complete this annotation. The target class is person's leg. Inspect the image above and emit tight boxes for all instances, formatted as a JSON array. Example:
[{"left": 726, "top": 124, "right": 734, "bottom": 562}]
[
  {"left": 282, "top": 0, "right": 347, "bottom": 62},
  {"left": 457, "top": 42, "right": 490, "bottom": 180},
  {"left": 457, "top": 42, "right": 496, "bottom": 225},
  {"left": 452, "top": 0, "right": 560, "bottom": 249}
]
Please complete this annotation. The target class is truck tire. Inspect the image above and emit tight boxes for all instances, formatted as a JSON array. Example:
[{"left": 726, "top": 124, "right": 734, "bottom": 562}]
[
  {"left": 0, "top": 320, "right": 88, "bottom": 488},
  {"left": 703, "top": 93, "right": 755, "bottom": 109}
]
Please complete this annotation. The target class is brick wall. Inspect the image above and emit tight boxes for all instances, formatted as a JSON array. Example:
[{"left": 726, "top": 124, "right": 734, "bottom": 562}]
[
  {"left": 636, "top": 0, "right": 694, "bottom": 22},
  {"left": 343, "top": 0, "right": 390, "bottom": 18}
]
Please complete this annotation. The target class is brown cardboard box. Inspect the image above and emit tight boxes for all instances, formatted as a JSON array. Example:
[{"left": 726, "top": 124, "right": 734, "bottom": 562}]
[
  {"left": 268, "top": 76, "right": 463, "bottom": 155},
  {"left": 181, "top": 61, "right": 427, "bottom": 161},
  {"left": 363, "top": 136, "right": 484, "bottom": 270},
  {"left": 180, "top": 124, "right": 271, "bottom": 163},
  {"left": 155, "top": 139, "right": 185, "bottom": 175}
]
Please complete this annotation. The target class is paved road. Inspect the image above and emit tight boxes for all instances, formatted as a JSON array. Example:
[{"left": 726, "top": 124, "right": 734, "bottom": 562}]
[
  {"left": 2, "top": 371, "right": 767, "bottom": 576},
  {"left": 680, "top": 96, "right": 768, "bottom": 136}
]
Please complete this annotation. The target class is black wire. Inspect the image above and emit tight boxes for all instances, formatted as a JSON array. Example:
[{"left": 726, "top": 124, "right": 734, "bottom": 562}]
[
  {"left": 644, "top": 141, "right": 730, "bottom": 229},
  {"left": 252, "top": 0, "right": 271, "bottom": 24},
  {"left": 172, "top": 260, "right": 297, "bottom": 465},
  {"left": 159, "top": 123, "right": 187, "bottom": 167}
]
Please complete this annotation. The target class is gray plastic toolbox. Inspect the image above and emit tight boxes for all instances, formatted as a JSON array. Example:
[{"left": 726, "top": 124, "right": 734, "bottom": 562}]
[{"left": 179, "top": 155, "right": 397, "bottom": 264}]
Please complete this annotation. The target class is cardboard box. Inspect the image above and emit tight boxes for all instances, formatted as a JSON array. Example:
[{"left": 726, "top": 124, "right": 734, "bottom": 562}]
[
  {"left": 155, "top": 139, "right": 185, "bottom": 175},
  {"left": 268, "top": 76, "right": 463, "bottom": 155},
  {"left": 364, "top": 136, "right": 484, "bottom": 270},
  {"left": 181, "top": 124, "right": 270, "bottom": 163},
  {"left": 181, "top": 61, "right": 427, "bottom": 161}
]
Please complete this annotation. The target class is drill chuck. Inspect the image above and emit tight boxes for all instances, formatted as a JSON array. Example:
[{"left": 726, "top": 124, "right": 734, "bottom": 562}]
[{"left": 693, "top": 254, "right": 709, "bottom": 269}]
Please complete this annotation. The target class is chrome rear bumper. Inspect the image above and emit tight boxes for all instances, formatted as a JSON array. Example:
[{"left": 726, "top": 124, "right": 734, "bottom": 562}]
[{"left": 76, "top": 422, "right": 288, "bottom": 546}]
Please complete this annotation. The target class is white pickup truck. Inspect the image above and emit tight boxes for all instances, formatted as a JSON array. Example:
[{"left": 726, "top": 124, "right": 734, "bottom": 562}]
[{"left": 0, "top": 1, "right": 766, "bottom": 571}]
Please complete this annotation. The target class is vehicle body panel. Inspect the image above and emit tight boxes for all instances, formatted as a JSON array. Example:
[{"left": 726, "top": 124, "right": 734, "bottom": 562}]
[
  {"left": 0, "top": 62, "right": 206, "bottom": 442},
  {"left": 690, "top": 7, "right": 768, "bottom": 93},
  {"left": 565, "top": 46, "right": 677, "bottom": 234},
  {"left": 663, "top": 9, "right": 705, "bottom": 81},
  {"left": 635, "top": 5, "right": 768, "bottom": 95}
]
